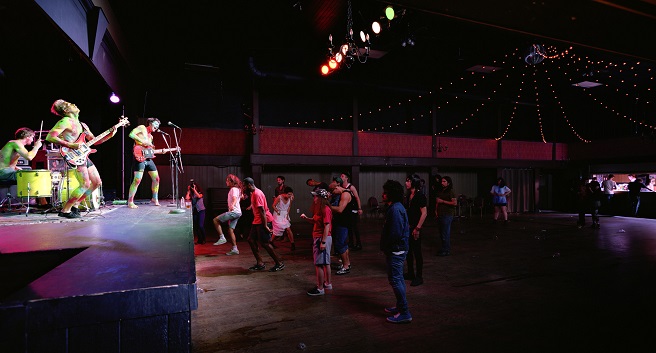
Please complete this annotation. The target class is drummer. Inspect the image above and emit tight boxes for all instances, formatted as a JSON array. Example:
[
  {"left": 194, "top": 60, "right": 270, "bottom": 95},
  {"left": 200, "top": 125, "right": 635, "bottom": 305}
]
[
  {"left": 0, "top": 127, "right": 42, "bottom": 183},
  {"left": 46, "top": 99, "right": 117, "bottom": 218}
]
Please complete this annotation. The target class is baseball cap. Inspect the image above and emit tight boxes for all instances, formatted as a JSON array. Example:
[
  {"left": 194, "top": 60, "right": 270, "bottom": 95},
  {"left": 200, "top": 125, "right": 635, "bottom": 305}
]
[
  {"left": 311, "top": 188, "right": 330, "bottom": 199},
  {"left": 243, "top": 177, "right": 255, "bottom": 185}
]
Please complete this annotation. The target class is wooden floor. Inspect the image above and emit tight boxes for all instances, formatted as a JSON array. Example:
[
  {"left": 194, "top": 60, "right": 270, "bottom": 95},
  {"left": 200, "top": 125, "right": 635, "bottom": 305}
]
[{"left": 192, "top": 212, "right": 656, "bottom": 353}]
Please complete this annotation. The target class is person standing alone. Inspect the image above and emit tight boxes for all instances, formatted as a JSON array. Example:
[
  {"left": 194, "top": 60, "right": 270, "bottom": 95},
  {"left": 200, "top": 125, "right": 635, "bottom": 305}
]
[{"left": 380, "top": 179, "right": 411, "bottom": 323}]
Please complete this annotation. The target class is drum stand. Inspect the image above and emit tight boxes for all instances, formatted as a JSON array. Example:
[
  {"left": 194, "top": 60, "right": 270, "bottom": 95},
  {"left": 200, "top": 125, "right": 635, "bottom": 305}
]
[{"left": 40, "top": 179, "right": 62, "bottom": 215}]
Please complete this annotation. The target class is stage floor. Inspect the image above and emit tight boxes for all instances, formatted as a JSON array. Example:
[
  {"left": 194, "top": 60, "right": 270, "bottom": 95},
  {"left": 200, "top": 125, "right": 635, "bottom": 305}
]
[{"left": 0, "top": 199, "right": 197, "bottom": 352}]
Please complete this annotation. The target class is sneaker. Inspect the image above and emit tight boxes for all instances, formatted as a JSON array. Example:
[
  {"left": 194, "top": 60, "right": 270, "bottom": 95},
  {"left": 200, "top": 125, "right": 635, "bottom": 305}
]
[
  {"left": 71, "top": 206, "right": 81, "bottom": 216},
  {"left": 213, "top": 237, "right": 227, "bottom": 245},
  {"left": 386, "top": 312, "right": 412, "bottom": 324},
  {"left": 323, "top": 283, "right": 333, "bottom": 290},
  {"left": 307, "top": 286, "right": 325, "bottom": 296},
  {"left": 58, "top": 211, "right": 81, "bottom": 219},
  {"left": 384, "top": 307, "right": 399, "bottom": 314},
  {"left": 269, "top": 263, "right": 285, "bottom": 272},
  {"left": 225, "top": 249, "right": 240, "bottom": 256},
  {"left": 336, "top": 266, "right": 350, "bottom": 275},
  {"left": 248, "top": 263, "right": 266, "bottom": 271}
]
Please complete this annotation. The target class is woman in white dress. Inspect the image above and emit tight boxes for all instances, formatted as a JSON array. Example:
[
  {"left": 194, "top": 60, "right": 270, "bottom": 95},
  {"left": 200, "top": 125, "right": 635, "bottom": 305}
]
[{"left": 272, "top": 186, "right": 295, "bottom": 250}]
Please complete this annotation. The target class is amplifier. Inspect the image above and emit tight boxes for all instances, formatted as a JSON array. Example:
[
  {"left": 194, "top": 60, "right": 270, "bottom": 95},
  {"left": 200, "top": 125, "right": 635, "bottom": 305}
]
[{"left": 16, "top": 157, "right": 29, "bottom": 166}]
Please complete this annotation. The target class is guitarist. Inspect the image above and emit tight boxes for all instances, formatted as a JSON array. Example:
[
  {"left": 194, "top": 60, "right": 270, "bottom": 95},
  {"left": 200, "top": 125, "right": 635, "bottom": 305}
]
[
  {"left": 46, "top": 99, "right": 118, "bottom": 218},
  {"left": 127, "top": 117, "right": 165, "bottom": 209}
]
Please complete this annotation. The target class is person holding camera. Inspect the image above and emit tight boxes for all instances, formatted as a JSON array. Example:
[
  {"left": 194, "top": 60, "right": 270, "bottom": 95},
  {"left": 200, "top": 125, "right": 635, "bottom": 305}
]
[{"left": 186, "top": 179, "right": 207, "bottom": 244}]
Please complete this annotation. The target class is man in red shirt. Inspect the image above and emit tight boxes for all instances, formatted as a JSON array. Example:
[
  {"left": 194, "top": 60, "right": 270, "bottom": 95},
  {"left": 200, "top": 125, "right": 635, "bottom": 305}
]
[{"left": 244, "top": 177, "right": 285, "bottom": 272}]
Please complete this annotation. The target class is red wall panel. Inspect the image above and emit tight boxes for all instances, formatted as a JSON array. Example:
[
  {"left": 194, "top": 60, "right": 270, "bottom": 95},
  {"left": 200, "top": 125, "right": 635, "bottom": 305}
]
[
  {"left": 434, "top": 137, "right": 497, "bottom": 159},
  {"left": 358, "top": 132, "right": 432, "bottom": 157},
  {"left": 259, "top": 127, "right": 353, "bottom": 155},
  {"left": 162, "top": 128, "right": 246, "bottom": 155},
  {"left": 501, "top": 140, "right": 552, "bottom": 160}
]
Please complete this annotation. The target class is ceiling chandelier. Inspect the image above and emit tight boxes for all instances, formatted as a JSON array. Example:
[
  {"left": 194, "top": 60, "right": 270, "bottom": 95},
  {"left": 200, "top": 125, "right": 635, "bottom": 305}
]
[{"left": 321, "top": 0, "right": 371, "bottom": 75}]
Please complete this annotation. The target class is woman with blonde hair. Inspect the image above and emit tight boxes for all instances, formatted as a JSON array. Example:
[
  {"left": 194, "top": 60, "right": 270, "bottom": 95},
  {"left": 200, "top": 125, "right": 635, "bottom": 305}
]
[{"left": 213, "top": 174, "right": 243, "bottom": 256}]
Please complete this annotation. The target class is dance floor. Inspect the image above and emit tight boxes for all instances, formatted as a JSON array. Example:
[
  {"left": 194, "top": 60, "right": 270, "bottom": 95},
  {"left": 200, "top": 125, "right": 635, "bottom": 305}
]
[{"left": 191, "top": 212, "right": 656, "bottom": 353}]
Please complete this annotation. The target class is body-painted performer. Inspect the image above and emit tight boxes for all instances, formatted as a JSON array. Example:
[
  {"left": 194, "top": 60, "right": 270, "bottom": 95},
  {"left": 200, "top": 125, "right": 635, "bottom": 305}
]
[
  {"left": 46, "top": 99, "right": 123, "bottom": 218},
  {"left": 127, "top": 117, "right": 177, "bottom": 209},
  {"left": 0, "top": 128, "right": 42, "bottom": 183}
]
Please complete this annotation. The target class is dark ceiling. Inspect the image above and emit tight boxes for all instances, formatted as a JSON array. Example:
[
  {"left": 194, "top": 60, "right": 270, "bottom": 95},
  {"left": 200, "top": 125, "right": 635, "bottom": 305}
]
[{"left": 2, "top": 0, "right": 656, "bottom": 143}]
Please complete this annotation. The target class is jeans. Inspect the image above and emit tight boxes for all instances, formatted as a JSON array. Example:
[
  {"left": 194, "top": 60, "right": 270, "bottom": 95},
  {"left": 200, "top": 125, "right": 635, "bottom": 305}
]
[
  {"left": 630, "top": 196, "right": 641, "bottom": 217},
  {"left": 406, "top": 233, "right": 423, "bottom": 279},
  {"left": 193, "top": 210, "right": 206, "bottom": 243},
  {"left": 386, "top": 252, "right": 409, "bottom": 314},
  {"left": 437, "top": 215, "right": 453, "bottom": 253}
]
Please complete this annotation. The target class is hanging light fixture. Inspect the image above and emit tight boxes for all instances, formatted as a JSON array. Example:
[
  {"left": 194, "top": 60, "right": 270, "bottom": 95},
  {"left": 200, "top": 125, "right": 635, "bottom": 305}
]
[
  {"left": 321, "top": 0, "right": 371, "bottom": 74},
  {"left": 109, "top": 92, "right": 120, "bottom": 103}
]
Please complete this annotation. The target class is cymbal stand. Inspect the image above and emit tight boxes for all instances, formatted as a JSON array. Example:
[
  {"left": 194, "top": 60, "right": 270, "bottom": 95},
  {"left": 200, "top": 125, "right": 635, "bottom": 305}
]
[{"left": 25, "top": 182, "right": 31, "bottom": 216}]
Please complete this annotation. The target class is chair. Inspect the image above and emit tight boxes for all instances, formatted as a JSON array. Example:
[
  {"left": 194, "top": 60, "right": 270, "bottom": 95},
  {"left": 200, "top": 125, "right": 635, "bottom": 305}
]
[
  {"left": 456, "top": 194, "right": 472, "bottom": 218},
  {"left": 473, "top": 196, "right": 486, "bottom": 218},
  {"left": 367, "top": 196, "right": 383, "bottom": 218}
]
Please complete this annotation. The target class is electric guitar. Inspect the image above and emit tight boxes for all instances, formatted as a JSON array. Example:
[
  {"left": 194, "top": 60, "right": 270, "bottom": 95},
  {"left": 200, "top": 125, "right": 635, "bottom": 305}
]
[
  {"left": 60, "top": 117, "right": 130, "bottom": 166},
  {"left": 133, "top": 145, "right": 181, "bottom": 162}
]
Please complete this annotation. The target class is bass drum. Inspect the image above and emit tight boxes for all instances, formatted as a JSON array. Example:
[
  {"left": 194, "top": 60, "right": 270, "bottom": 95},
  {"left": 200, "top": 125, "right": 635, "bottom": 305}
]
[
  {"left": 60, "top": 169, "right": 80, "bottom": 190},
  {"left": 16, "top": 170, "right": 52, "bottom": 197},
  {"left": 59, "top": 187, "right": 100, "bottom": 211}
]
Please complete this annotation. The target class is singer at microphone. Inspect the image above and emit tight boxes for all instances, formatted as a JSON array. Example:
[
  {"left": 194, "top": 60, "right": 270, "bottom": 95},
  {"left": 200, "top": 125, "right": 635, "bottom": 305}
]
[{"left": 168, "top": 121, "right": 181, "bottom": 129}]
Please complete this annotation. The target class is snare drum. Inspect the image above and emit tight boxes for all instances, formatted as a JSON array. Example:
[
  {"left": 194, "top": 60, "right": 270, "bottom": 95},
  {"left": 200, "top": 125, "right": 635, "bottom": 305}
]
[{"left": 16, "top": 170, "right": 52, "bottom": 197}]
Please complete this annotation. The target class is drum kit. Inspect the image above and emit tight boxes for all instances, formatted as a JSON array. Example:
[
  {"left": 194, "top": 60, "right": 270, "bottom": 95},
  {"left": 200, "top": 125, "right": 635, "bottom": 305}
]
[{"left": 15, "top": 148, "right": 102, "bottom": 214}]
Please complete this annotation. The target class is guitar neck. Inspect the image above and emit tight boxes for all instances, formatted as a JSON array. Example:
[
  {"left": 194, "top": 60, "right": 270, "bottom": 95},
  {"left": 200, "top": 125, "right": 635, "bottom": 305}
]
[
  {"left": 85, "top": 125, "right": 116, "bottom": 146},
  {"left": 154, "top": 147, "right": 178, "bottom": 154}
]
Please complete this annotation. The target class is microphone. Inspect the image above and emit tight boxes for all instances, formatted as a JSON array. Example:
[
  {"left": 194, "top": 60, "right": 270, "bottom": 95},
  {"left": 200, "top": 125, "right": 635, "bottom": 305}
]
[
  {"left": 158, "top": 130, "right": 170, "bottom": 136},
  {"left": 168, "top": 121, "right": 181, "bottom": 129}
]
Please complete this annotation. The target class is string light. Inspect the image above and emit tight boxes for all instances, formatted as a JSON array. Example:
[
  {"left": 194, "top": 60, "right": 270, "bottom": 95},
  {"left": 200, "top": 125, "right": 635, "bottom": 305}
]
[{"left": 283, "top": 45, "right": 653, "bottom": 141}]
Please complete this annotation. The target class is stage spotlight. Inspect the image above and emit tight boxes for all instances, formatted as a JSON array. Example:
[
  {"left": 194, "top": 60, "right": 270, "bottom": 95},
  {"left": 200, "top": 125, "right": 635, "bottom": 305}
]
[
  {"left": 109, "top": 92, "right": 120, "bottom": 103},
  {"left": 320, "top": 64, "right": 330, "bottom": 75},
  {"left": 360, "top": 30, "right": 367, "bottom": 42},
  {"left": 328, "top": 59, "right": 337, "bottom": 69},
  {"left": 372, "top": 21, "right": 381, "bottom": 34},
  {"left": 385, "top": 6, "right": 395, "bottom": 20}
]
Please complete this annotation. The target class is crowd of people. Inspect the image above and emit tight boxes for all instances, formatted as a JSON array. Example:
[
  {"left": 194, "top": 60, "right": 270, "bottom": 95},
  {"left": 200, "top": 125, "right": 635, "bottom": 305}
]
[
  {"left": 575, "top": 173, "right": 655, "bottom": 227},
  {"left": 185, "top": 172, "right": 472, "bottom": 324}
]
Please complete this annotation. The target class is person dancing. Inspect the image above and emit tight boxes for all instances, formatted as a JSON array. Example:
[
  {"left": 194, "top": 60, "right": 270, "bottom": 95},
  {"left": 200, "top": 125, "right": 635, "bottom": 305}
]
[{"left": 213, "top": 174, "right": 242, "bottom": 255}]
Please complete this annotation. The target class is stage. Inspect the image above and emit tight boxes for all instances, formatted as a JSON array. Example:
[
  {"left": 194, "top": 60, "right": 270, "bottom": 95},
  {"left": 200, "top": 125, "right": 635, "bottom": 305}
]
[{"left": 0, "top": 200, "right": 197, "bottom": 353}]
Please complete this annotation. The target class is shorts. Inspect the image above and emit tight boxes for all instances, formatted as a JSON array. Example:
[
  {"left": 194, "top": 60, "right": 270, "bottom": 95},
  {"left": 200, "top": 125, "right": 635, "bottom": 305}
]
[
  {"left": 332, "top": 225, "right": 349, "bottom": 255},
  {"left": 312, "top": 237, "right": 332, "bottom": 266},
  {"left": 216, "top": 211, "right": 241, "bottom": 229},
  {"left": 134, "top": 159, "right": 157, "bottom": 172},
  {"left": 494, "top": 203, "right": 508, "bottom": 207},
  {"left": 0, "top": 167, "right": 17, "bottom": 182},
  {"left": 248, "top": 223, "right": 272, "bottom": 244}
]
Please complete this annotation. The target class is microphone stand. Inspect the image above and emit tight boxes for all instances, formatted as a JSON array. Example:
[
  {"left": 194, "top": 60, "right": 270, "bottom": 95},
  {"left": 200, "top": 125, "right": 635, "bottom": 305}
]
[{"left": 164, "top": 128, "right": 184, "bottom": 214}]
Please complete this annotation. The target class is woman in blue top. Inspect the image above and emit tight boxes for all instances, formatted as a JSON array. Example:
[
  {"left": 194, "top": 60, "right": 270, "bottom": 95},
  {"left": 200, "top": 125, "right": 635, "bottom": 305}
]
[{"left": 491, "top": 177, "right": 512, "bottom": 223}]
